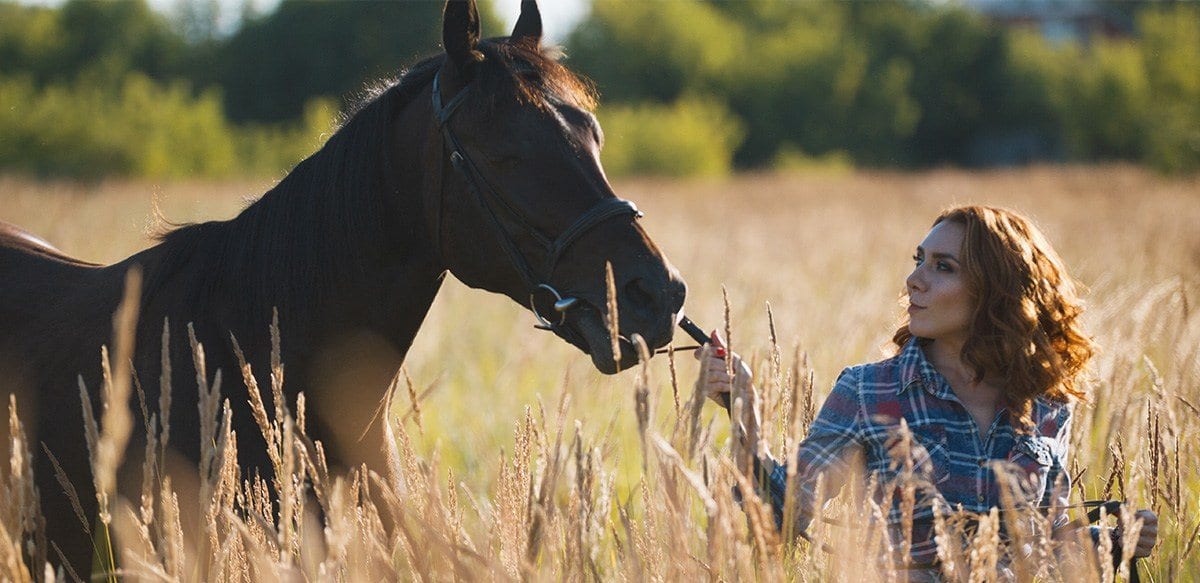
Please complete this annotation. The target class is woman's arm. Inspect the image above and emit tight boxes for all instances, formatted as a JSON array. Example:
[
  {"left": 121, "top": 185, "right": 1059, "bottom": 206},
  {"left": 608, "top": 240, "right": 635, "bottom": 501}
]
[
  {"left": 695, "top": 332, "right": 767, "bottom": 473},
  {"left": 697, "top": 335, "right": 865, "bottom": 535}
]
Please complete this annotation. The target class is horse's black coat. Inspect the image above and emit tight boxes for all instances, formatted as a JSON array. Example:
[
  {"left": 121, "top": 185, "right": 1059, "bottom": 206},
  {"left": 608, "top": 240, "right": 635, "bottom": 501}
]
[{"left": 0, "top": 0, "right": 685, "bottom": 573}]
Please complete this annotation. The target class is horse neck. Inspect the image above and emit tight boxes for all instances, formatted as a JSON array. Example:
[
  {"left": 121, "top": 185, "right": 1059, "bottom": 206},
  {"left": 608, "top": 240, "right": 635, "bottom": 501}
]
[{"left": 146, "top": 89, "right": 445, "bottom": 362}]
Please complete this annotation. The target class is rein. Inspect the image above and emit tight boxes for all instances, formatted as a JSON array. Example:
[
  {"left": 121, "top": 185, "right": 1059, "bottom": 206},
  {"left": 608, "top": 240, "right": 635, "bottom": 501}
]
[{"left": 431, "top": 70, "right": 643, "bottom": 333}]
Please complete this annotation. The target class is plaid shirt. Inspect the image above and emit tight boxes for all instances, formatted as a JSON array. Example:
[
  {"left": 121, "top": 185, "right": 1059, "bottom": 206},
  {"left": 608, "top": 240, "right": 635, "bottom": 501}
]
[{"left": 761, "top": 339, "right": 1073, "bottom": 565}]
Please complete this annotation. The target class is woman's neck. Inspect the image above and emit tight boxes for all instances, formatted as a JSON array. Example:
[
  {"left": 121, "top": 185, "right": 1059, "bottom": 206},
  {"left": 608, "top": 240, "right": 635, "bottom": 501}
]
[
  {"left": 925, "top": 338, "right": 1003, "bottom": 404},
  {"left": 924, "top": 339, "right": 1006, "bottom": 438}
]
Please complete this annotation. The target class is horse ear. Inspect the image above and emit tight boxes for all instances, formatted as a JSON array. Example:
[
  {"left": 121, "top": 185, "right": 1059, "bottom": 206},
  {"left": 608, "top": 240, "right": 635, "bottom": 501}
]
[
  {"left": 511, "top": 0, "right": 542, "bottom": 45},
  {"left": 443, "top": 0, "right": 483, "bottom": 72}
]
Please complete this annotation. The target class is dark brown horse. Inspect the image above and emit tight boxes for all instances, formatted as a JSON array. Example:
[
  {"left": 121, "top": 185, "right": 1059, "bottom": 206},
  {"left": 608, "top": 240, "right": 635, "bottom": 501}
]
[{"left": 0, "top": 0, "right": 686, "bottom": 573}]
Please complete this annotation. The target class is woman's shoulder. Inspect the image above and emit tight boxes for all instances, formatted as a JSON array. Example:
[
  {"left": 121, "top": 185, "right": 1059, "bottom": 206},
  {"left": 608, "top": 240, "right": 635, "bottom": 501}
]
[
  {"left": 848, "top": 350, "right": 912, "bottom": 386},
  {"left": 830, "top": 352, "right": 910, "bottom": 401},
  {"left": 812, "top": 358, "right": 903, "bottom": 434}
]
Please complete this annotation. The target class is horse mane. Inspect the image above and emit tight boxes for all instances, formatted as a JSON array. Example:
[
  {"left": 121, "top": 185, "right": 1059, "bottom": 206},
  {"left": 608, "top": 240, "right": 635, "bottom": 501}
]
[
  {"left": 143, "top": 39, "right": 593, "bottom": 329},
  {"left": 473, "top": 39, "right": 597, "bottom": 112}
]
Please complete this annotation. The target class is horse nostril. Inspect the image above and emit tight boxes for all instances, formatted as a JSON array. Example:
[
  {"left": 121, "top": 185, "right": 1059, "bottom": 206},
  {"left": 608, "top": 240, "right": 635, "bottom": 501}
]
[{"left": 623, "top": 277, "right": 657, "bottom": 318}]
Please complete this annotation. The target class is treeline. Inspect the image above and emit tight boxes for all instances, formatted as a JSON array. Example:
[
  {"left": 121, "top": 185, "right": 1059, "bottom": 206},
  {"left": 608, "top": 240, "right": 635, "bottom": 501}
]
[
  {"left": 566, "top": 1, "right": 1200, "bottom": 176},
  {"left": 1, "top": 1, "right": 1197, "bottom": 179},
  {"left": 0, "top": 0, "right": 500, "bottom": 179}
]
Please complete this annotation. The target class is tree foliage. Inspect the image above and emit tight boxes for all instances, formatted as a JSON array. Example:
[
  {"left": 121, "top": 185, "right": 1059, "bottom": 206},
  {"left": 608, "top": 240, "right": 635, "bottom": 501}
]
[
  {"left": 207, "top": 0, "right": 502, "bottom": 123},
  {"left": 567, "top": 0, "right": 1200, "bottom": 175},
  {"left": 0, "top": 73, "right": 334, "bottom": 180},
  {"left": 0, "top": 0, "right": 186, "bottom": 85},
  {"left": 0, "top": 0, "right": 1198, "bottom": 178},
  {"left": 597, "top": 96, "right": 745, "bottom": 177},
  {"left": 0, "top": 0, "right": 497, "bottom": 179}
]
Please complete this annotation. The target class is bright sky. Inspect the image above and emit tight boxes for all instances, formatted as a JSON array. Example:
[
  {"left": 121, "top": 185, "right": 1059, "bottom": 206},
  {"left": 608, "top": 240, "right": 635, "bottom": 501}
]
[
  {"left": 234, "top": 0, "right": 593, "bottom": 41},
  {"left": 492, "top": 0, "right": 590, "bottom": 41},
  {"left": 21, "top": 0, "right": 592, "bottom": 42},
  {"left": 194, "top": 0, "right": 591, "bottom": 42}
]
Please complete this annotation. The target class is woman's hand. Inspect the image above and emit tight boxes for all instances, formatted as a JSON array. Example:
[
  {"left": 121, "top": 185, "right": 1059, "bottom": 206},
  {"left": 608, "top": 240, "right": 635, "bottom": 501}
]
[
  {"left": 1120, "top": 509, "right": 1158, "bottom": 558},
  {"left": 695, "top": 331, "right": 763, "bottom": 472},
  {"left": 695, "top": 330, "right": 753, "bottom": 405}
]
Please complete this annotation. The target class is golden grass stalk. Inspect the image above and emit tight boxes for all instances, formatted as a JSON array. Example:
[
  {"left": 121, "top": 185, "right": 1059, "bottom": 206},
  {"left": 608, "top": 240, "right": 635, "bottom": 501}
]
[
  {"left": 68, "top": 266, "right": 144, "bottom": 582},
  {"left": 885, "top": 418, "right": 918, "bottom": 566},
  {"left": 526, "top": 389, "right": 572, "bottom": 569},
  {"left": 4, "top": 168, "right": 1200, "bottom": 580},
  {"left": 1096, "top": 506, "right": 1116, "bottom": 583},
  {"left": 684, "top": 345, "right": 711, "bottom": 463},
  {"left": 157, "top": 319, "right": 172, "bottom": 457},
  {"left": 650, "top": 433, "right": 717, "bottom": 516},
  {"left": 91, "top": 268, "right": 143, "bottom": 526},
  {"left": 605, "top": 261, "right": 619, "bottom": 365},
  {"left": 633, "top": 336, "right": 653, "bottom": 473},
  {"left": 667, "top": 345, "right": 681, "bottom": 416},
  {"left": 1, "top": 395, "right": 41, "bottom": 582},
  {"left": 40, "top": 446, "right": 89, "bottom": 539},
  {"left": 1117, "top": 503, "right": 1145, "bottom": 581},
  {"left": 966, "top": 508, "right": 1001, "bottom": 582},
  {"left": 401, "top": 366, "right": 422, "bottom": 434}
]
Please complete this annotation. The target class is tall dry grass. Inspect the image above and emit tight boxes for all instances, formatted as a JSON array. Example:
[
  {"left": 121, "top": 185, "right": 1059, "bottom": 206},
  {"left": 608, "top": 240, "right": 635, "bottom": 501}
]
[{"left": 0, "top": 165, "right": 1197, "bottom": 580}]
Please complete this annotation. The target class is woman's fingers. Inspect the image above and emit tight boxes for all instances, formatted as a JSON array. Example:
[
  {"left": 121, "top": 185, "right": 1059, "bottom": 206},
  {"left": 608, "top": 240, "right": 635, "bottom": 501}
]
[
  {"left": 697, "top": 345, "right": 733, "bottom": 402},
  {"left": 692, "top": 330, "right": 727, "bottom": 360},
  {"left": 701, "top": 358, "right": 731, "bottom": 383},
  {"left": 695, "top": 332, "right": 756, "bottom": 407}
]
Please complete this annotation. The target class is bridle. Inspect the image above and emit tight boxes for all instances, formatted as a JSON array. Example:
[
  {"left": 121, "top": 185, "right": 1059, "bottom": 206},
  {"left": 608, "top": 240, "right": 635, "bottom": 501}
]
[{"left": 431, "top": 69, "right": 644, "bottom": 332}]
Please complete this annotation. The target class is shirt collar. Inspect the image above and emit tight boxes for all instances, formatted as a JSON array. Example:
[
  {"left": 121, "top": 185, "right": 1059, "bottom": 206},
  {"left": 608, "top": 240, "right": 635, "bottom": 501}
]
[{"left": 896, "top": 338, "right": 955, "bottom": 400}]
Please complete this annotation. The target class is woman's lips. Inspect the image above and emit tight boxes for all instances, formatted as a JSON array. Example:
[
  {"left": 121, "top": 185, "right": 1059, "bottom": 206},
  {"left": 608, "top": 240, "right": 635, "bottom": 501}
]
[{"left": 907, "top": 303, "right": 926, "bottom": 315}]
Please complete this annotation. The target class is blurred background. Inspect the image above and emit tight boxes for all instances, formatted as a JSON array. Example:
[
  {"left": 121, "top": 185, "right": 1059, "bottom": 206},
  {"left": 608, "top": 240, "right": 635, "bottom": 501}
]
[{"left": 1, "top": 0, "right": 1198, "bottom": 181}]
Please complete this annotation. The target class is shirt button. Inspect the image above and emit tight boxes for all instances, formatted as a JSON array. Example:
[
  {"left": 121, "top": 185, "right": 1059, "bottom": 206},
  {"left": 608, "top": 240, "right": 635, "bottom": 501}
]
[
  {"left": 977, "top": 458, "right": 986, "bottom": 467},
  {"left": 977, "top": 495, "right": 985, "bottom": 503}
]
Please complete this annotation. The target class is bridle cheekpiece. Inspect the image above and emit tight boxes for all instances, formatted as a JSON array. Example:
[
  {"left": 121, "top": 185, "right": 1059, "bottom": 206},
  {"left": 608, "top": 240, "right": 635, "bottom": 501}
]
[{"left": 431, "top": 69, "right": 644, "bottom": 332}]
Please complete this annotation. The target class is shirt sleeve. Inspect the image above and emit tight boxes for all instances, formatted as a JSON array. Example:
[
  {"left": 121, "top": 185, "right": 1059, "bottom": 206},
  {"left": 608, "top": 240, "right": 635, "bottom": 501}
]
[{"left": 760, "top": 365, "right": 866, "bottom": 535}]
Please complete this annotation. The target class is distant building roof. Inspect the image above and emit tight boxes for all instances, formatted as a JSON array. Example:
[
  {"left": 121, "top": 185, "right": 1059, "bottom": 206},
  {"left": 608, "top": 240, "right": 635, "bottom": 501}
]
[{"left": 965, "top": 0, "right": 1133, "bottom": 43}]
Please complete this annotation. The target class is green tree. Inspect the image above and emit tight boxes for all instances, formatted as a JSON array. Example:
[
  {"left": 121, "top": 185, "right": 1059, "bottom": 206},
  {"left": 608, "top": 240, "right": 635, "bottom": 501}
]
[
  {"left": 0, "top": 74, "right": 236, "bottom": 178},
  {"left": 1137, "top": 5, "right": 1200, "bottom": 172},
  {"left": 865, "top": 6, "right": 1009, "bottom": 165},
  {"left": 0, "top": 3, "right": 62, "bottom": 82},
  {"left": 209, "top": 0, "right": 502, "bottom": 123},
  {"left": 597, "top": 96, "right": 745, "bottom": 178},
  {"left": 567, "top": 0, "right": 743, "bottom": 103},
  {"left": 569, "top": 0, "right": 923, "bottom": 167},
  {"left": 0, "top": 0, "right": 186, "bottom": 86}
]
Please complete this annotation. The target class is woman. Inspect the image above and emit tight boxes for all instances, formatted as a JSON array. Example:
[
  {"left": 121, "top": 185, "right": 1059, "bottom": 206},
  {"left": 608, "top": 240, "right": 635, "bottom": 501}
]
[{"left": 698, "top": 205, "right": 1156, "bottom": 576}]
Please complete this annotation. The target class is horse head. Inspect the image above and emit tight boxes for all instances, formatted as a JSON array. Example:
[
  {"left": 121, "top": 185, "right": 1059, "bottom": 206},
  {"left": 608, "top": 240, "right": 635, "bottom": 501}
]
[{"left": 427, "top": 0, "right": 686, "bottom": 373}]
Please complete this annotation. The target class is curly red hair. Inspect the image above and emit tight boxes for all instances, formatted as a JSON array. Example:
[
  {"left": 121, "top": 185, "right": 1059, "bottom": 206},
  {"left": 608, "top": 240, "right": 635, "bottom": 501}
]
[{"left": 893, "top": 206, "right": 1094, "bottom": 426}]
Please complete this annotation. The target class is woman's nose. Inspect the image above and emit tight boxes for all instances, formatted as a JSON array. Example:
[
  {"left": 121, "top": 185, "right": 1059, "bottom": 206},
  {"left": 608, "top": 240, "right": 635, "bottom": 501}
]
[{"left": 906, "top": 268, "right": 924, "bottom": 292}]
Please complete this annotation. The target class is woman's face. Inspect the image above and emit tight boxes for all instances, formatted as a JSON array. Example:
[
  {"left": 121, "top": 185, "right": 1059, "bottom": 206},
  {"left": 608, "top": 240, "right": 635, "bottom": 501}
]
[{"left": 906, "top": 221, "right": 973, "bottom": 347}]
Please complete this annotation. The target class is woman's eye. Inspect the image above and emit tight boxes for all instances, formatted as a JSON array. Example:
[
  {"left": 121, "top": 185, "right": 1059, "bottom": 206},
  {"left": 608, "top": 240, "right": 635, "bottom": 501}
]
[
  {"left": 936, "top": 261, "right": 953, "bottom": 272},
  {"left": 912, "top": 254, "right": 922, "bottom": 265}
]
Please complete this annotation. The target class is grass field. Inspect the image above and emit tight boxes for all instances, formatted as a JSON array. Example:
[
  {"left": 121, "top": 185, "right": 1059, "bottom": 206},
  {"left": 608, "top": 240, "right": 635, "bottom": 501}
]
[{"left": 0, "top": 165, "right": 1197, "bottom": 580}]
